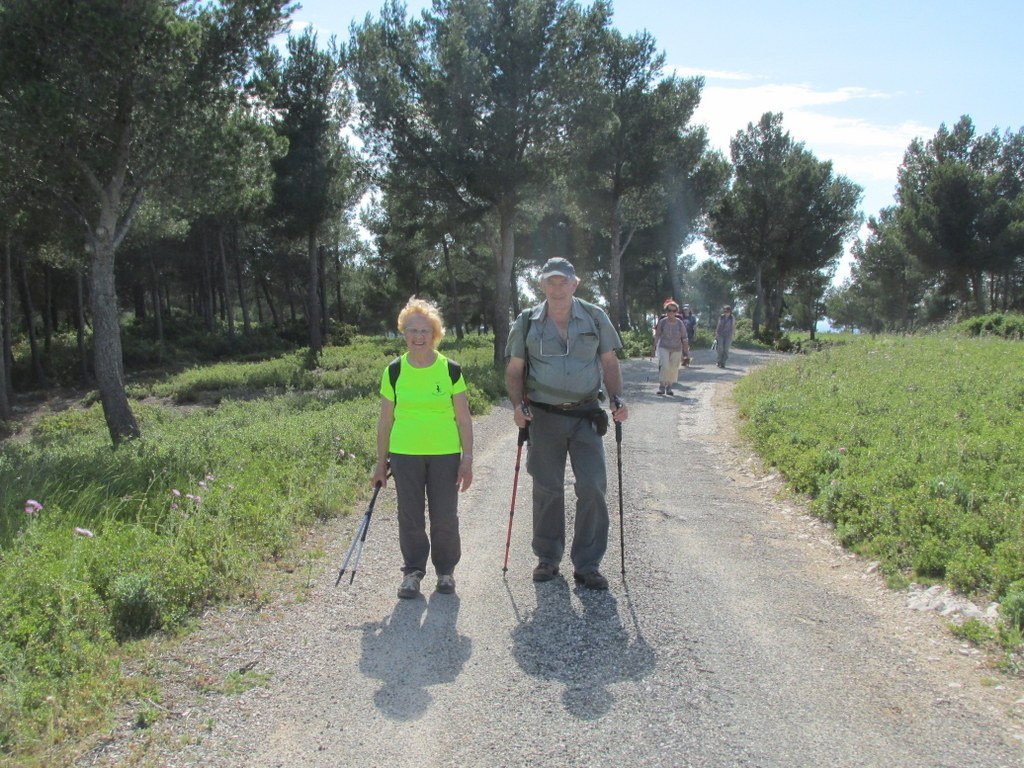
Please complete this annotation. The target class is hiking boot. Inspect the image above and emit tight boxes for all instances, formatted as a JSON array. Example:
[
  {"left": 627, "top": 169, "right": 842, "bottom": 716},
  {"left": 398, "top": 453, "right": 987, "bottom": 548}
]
[
  {"left": 397, "top": 571, "right": 424, "bottom": 599},
  {"left": 532, "top": 562, "right": 559, "bottom": 582},
  {"left": 573, "top": 570, "right": 609, "bottom": 590},
  {"left": 665, "top": 387, "right": 675, "bottom": 396},
  {"left": 436, "top": 574, "right": 456, "bottom": 594},
  {"left": 656, "top": 386, "right": 665, "bottom": 395}
]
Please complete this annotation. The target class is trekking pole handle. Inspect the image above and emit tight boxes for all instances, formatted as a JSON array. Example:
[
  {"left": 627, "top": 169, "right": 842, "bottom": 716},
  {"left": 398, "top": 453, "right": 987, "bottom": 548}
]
[{"left": 517, "top": 426, "right": 529, "bottom": 446}]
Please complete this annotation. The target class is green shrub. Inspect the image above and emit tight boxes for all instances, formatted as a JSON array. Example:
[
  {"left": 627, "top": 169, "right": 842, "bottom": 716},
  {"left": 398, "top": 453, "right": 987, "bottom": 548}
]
[
  {"left": 1002, "top": 582, "right": 1024, "bottom": 631},
  {"left": 953, "top": 312, "right": 1024, "bottom": 340},
  {"left": 109, "top": 572, "right": 160, "bottom": 641},
  {"left": 949, "top": 618, "right": 996, "bottom": 645}
]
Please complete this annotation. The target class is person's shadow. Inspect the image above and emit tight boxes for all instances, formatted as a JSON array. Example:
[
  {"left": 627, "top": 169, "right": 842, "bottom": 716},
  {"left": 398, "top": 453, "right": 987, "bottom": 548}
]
[
  {"left": 510, "top": 579, "right": 656, "bottom": 720},
  {"left": 359, "top": 592, "right": 472, "bottom": 720}
]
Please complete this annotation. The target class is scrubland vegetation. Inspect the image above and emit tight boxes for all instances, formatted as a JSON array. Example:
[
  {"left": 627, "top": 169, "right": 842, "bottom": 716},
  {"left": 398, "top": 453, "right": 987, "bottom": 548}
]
[
  {"left": 735, "top": 329, "right": 1024, "bottom": 667},
  {"left": 0, "top": 334, "right": 502, "bottom": 765}
]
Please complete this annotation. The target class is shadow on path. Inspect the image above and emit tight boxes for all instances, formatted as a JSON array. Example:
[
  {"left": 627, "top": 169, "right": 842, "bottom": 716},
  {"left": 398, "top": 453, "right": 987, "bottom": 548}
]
[
  {"left": 359, "top": 593, "right": 472, "bottom": 721},
  {"left": 510, "top": 578, "right": 655, "bottom": 720}
]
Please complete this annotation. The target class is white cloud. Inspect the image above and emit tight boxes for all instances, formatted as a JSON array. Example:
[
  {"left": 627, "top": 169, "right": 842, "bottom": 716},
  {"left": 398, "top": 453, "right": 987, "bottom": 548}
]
[
  {"left": 673, "top": 71, "right": 936, "bottom": 286},
  {"left": 681, "top": 72, "right": 934, "bottom": 218},
  {"left": 672, "top": 66, "right": 764, "bottom": 82}
]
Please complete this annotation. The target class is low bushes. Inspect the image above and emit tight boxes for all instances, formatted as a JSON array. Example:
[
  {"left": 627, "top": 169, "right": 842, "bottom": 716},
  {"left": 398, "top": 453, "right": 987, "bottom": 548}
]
[{"left": 734, "top": 335, "right": 1024, "bottom": 605}]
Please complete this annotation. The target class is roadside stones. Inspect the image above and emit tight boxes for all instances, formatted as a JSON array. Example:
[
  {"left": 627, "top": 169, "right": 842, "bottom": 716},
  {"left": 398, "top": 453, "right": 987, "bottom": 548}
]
[{"left": 906, "top": 583, "right": 999, "bottom": 625}]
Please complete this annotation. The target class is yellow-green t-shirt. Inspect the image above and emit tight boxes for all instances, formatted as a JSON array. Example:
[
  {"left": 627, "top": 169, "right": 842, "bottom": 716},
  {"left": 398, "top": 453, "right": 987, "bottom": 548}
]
[{"left": 380, "top": 353, "right": 467, "bottom": 455}]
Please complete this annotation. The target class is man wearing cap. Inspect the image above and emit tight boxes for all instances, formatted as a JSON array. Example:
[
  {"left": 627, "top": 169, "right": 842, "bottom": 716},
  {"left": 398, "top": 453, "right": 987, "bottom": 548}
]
[
  {"left": 681, "top": 304, "right": 697, "bottom": 348},
  {"left": 504, "top": 257, "right": 629, "bottom": 590}
]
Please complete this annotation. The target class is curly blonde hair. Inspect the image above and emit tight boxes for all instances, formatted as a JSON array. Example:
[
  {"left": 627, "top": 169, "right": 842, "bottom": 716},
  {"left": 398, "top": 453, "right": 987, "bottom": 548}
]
[{"left": 397, "top": 296, "right": 445, "bottom": 349}]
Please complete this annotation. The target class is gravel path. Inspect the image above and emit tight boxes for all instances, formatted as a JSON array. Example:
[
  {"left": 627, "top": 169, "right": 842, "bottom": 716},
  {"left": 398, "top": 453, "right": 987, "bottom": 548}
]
[{"left": 78, "top": 349, "right": 1024, "bottom": 767}]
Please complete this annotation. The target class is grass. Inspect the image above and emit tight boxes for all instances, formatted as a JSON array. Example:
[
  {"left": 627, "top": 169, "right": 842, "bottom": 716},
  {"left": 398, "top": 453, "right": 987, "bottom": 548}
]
[
  {"left": 0, "top": 335, "right": 504, "bottom": 767},
  {"left": 733, "top": 333, "right": 1024, "bottom": 661}
]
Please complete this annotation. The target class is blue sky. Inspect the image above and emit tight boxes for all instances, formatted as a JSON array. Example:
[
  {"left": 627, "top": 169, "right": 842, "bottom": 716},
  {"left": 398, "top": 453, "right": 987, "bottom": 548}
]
[{"left": 288, "top": 0, "right": 1024, "bottom": 282}]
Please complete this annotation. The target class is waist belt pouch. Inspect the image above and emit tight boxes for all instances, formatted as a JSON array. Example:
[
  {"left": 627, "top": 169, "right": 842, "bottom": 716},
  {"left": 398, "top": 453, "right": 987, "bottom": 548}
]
[{"left": 589, "top": 408, "right": 609, "bottom": 436}]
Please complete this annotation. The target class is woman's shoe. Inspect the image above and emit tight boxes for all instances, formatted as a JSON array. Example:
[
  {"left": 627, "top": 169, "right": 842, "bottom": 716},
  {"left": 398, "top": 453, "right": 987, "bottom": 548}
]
[{"left": 397, "top": 571, "right": 424, "bottom": 599}]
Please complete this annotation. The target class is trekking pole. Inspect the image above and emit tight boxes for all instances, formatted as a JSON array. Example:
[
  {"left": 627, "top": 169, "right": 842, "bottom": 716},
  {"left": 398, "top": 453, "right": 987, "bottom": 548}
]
[
  {"left": 613, "top": 397, "right": 625, "bottom": 575},
  {"left": 336, "top": 481, "right": 384, "bottom": 586},
  {"left": 502, "top": 423, "right": 530, "bottom": 572}
]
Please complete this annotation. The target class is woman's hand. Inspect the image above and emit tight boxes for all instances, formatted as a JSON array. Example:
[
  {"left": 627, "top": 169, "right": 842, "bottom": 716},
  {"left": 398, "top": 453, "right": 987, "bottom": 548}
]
[
  {"left": 457, "top": 455, "right": 473, "bottom": 492},
  {"left": 371, "top": 461, "right": 389, "bottom": 489}
]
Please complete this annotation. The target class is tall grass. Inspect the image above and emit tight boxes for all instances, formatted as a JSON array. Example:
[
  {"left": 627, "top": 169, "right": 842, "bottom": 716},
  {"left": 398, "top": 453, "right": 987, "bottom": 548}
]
[
  {"left": 734, "top": 335, "right": 1024, "bottom": 611},
  {"left": 0, "top": 337, "right": 504, "bottom": 765}
]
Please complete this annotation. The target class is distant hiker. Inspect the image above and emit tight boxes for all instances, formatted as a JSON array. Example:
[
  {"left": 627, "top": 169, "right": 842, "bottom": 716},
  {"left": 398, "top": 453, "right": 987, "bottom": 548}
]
[
  {"left": 652, "top": 301, "right": 689, "bottom": 395},
  {"left": 371, "top": 297, "right": 474, "bottom": 599},
  {"left": 681, "top": 304, "right": 697, "bottom": 352},
  {"left": 715, "top": 305, "right": 735, "bottom": 368}
]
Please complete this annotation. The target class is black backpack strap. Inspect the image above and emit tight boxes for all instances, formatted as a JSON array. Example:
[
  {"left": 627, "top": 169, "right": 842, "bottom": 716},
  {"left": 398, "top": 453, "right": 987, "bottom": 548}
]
[
  {"left": 391, "top": 356, "right": 461, "bottom": 404},
  {"left": 447, "top": 359, "right": 461, "bottom": 385},
  {"left": 388, "top": 357, "right": 402, "bottom": 403}
]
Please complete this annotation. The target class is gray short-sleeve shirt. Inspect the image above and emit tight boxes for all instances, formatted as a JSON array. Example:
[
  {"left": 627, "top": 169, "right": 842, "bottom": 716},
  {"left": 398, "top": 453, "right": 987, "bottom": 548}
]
[{"left": 505, "top": 298, "right": 622, "bottom": 404}]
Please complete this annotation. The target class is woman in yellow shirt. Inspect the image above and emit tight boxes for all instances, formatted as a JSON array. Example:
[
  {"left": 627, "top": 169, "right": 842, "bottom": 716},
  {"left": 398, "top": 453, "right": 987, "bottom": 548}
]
[{"left": 371, "top": 297, "right": 474, "bottom": 599}]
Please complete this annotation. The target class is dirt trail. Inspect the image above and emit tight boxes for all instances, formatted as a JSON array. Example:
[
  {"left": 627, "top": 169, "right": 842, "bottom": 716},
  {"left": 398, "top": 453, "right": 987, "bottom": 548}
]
[{"left": 78, "top": 348, "right": 1024, "bottom": 768}]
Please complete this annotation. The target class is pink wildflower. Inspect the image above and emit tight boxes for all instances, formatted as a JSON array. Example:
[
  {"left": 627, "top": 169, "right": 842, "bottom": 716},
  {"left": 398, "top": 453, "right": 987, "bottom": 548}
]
[
  {"left": 193, "top": 496, "right": 202, "bottom": 505},
  {"left": 172, "top": 489, "right": 182, "bottom": 497},
  {"left": 838, "top": 447, "right": 847, "bottom": 454},
  {"left": 74, "top": 527, "right": 94, "bottom": 538},
  {"left": 24, "top": 499, "right": 43, "bottom": 515},
  {"left": 198, "top": 481, "right": 207, "bottom": 489}
]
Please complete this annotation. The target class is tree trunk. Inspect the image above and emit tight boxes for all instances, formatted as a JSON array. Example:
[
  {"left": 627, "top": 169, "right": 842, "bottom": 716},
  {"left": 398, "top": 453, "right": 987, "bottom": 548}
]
[
  {"left": 307, "top": 229, "right": 322, "bottom": 357},
  {"left": 89, "top": 230, "right": 140, "bottom": 445},
  {"left": 43, "top": 265, "right": 54, "bottom": 354},
  {"left": 234, "top": 242, "right": 252, "bottom": 335},
  {"left": 76, "top": 268, "right": 90, "bottom": 385},
  {"left": 669, "top": 247, "right": 684, "bottom": 312},
  {"left": 132, "top": 278, "right": 147, "bottom": 322},
  {"left": 17, "top": 254, "right": 47, "bottom": 388},
  {"left": 609, "top": 209, "right": 624, "bottom": 329},
  {"left": 752, "top": 261, "right": 765, "bottom": 337},
  {"left": 253, "top": 274, "right": 264, "bottom": 324},
  {"left": 201, "top": 228, "right": 215, "bottom": 332},
  {"left": 0, "top": 232, "right": 10, "bottom": 420},
  {"left": 258, "top": 273, "right": 279, "bottom": 328},
  {"left": 492, "top": 205, "right": 516, "bottom": 364},
  {"left": 318, "top": 244, "right": 328, "bottom": 340},
  {"left": 149, "top": 254, "right": 164, "bottom": 347},
  {"left": 441, "top": 236, "right": 465, "bottom": 339},
  {"left": 2, "top": 233, "right": 12, "bottom": 401},
  {"left": 970, "top": 269, "right": 985, "bottom": 313},
  {"left": 218, "top": 225, "right": 235, "bottom": 338}
]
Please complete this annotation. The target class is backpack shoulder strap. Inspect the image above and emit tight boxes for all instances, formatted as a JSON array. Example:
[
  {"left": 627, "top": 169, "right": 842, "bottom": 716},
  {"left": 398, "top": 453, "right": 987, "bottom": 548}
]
[
  {"left": 391, "top": 356, "right": 461, "bottom": 402},
  {"left": 447, "top": 359, "right": 461, "bottom": 385},
  {"left": 388, "top": 357, "right": 402, "bottom": 402},
  {"left": 575, "top": 298, "right": 606, "bottom": 328}
]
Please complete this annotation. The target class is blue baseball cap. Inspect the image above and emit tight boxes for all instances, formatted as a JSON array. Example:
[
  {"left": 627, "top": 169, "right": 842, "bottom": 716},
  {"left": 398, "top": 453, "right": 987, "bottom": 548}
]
[{"left": 540, "top": 257, "right": 576, "bottom": 280}]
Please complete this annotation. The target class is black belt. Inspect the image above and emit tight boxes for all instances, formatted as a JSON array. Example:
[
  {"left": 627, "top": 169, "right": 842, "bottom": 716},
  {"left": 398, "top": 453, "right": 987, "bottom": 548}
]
[{"left": 531, "top": 396, "right": 599, "bottom": 412}]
